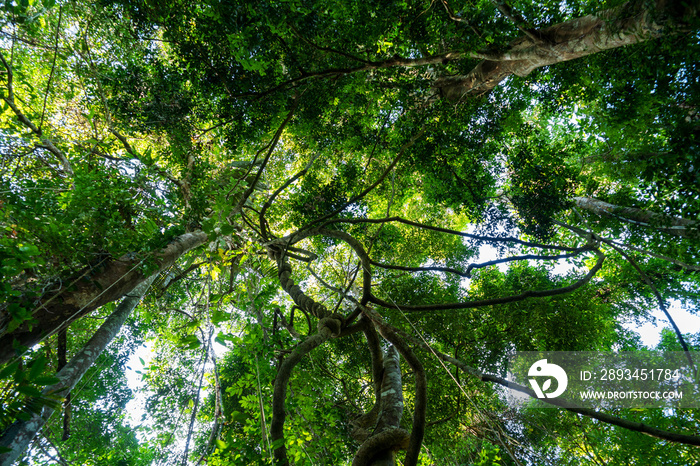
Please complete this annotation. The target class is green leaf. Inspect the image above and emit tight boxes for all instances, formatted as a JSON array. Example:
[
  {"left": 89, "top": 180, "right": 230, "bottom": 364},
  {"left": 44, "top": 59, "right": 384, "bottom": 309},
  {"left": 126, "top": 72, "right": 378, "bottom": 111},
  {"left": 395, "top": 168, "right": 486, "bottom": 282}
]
[
  {"left": 0, "top": 362, "right": 20, "bottom": 379},
  {"left": 27, "top": 355, "right": 47, "bottom": 380},
  {"left": 202, "top": 218, "right": 216, "bottom": 235},
  {"left": 18, "top": 243, "right": 40, "bottom": 256},
  {"left": 33, "top": 376, "right": 60, "bottom": 386},
  {"left": 17, "top": 385, "right": 43, "bottom": 397},
  {"left": 178, "top": 334, "right": 201, "bottom": 350},
  {"left": 211, "top": 309, "right": 228, "bottom": 324},
  {"left": 231, "top": 411, "right": 250, "bottom": 422},
  {"left": 219, "top": 223, "right": 235, "bottom": 236}
]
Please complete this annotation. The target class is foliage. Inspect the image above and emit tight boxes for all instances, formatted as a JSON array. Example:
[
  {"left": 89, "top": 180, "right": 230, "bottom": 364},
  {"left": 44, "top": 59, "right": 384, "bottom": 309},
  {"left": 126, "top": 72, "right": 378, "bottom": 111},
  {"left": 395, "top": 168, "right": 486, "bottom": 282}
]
[{"left": 1, "top": 0, "right": 700, "bottom": 464}]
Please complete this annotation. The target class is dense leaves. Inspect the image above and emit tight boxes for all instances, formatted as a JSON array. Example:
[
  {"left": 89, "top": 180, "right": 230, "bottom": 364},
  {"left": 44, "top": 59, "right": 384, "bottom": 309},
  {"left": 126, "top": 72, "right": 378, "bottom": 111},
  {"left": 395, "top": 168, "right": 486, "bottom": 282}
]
[{"left": 1, "top": 0, "right": 700, "bottom": 464}]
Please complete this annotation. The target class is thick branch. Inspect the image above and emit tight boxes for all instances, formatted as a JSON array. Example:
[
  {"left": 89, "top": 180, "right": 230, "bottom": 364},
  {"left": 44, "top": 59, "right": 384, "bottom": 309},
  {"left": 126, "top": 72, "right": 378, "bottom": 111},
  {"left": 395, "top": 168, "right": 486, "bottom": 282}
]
[
  {"left": 434, "top": 0, "right": 698, "bottom": 101},
  {"left": 369, "top": 323, "right": 426, "bottom": 466},
  {"left": 353, "top": 346, "right": 406, "bottom": 466},
  {"left": 0, "top": 276, "right": 155, "bottom": 466},
  {"left": 269, "top": 245, "right": 335, "bottom": 320},
  {"left": 351, "top": 320, "right": 385, "bottom": 442},
  {"left": 270, "top": 316, "right": 342, "bottom": 465},
  {"left": 574, "top": 196, "right": 699, "bottom": 238},
  {"left": 277, "top": 228, "right": 374, "bottom": 304},
  {"left": 0, "top": 231, "right": 207, "bottom": 365}
]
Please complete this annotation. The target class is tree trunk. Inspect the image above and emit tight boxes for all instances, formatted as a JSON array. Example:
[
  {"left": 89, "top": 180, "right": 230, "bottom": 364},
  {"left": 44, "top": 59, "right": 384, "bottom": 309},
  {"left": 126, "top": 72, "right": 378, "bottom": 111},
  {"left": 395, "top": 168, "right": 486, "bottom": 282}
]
[
  {"left": 56, "top": 330, "right": 71, "bottom": 441},
  {"left": 574, "top": 196, "right": 699, "bottom": 237},
  {"left": 434, "top": 0, "right": 698, "bottom": 101},
  {"left": 353, "top": 346, "right": 409, "bottom": 466},
  {"left": 0, "top": 276, "right": 156, "bottom": 466},
  {"left": 0, "top": 231, "right": 207, "bottom": 366}
]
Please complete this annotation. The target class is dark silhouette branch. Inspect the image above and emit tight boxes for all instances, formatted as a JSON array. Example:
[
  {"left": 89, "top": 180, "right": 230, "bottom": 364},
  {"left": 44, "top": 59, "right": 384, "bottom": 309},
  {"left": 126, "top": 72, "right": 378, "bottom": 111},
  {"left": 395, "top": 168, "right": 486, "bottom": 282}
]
[
  {"left": 259, "top": 153, "right": 321, "bottom": 238},
  {"left": 235, "top": 102, "right": 300, "bottom": 212},
  {"left": 296, "top": 127, "right": 426, "bottom": 234},
  {"left": 367, "top": 249, "right": 604, "bottom": 312},
  {"left": 369, "top": 249, "right": 588, "bottom": 279},
  {"left": 326, "top": 216, "right": 580, "bottom": 251}
]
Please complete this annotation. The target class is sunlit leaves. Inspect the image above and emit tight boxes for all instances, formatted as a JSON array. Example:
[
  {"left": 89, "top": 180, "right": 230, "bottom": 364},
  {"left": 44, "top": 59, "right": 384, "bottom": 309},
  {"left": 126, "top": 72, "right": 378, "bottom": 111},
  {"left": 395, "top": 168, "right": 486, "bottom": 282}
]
[
  {"left": 2, "top": 0, "right": 700, "bottom": 464},
  {"left": 505, "top": 123, "right": 577, "bottom": 240}
]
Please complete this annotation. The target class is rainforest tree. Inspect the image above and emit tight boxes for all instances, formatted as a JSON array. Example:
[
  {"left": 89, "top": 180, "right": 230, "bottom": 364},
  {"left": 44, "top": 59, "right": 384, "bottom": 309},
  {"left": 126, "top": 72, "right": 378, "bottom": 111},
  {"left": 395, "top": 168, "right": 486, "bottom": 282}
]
[{"left": 1, "top": 0, "right": 699, "bottom": 464}]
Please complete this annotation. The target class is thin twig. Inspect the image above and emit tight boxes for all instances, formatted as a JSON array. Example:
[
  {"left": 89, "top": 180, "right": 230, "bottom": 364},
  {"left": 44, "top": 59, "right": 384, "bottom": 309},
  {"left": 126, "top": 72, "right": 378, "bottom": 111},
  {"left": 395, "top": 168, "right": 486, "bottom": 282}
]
[
  {"left": 489, "top": 0, "right": 542, "bottom": 44},
  {"left": 0, "top": 50, "right": 73, "bottom": 175},
  {"left": 39, "top": 6, "right": 63, "bottom": 132}
]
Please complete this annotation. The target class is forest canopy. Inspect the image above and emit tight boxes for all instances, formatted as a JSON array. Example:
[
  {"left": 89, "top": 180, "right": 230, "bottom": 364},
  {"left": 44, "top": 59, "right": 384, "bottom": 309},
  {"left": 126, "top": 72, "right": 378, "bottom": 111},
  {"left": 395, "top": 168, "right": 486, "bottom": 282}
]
[{"left": 1, "top": 0, "right": 700, "bottom": 464}]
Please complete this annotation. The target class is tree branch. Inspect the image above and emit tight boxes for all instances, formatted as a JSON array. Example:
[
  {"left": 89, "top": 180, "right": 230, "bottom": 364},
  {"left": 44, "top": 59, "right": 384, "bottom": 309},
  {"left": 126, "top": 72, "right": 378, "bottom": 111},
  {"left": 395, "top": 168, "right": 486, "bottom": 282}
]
[
  {"left": 269, "top": 316, "right": 342, "bottom": 465},
  {"left": 0, "top": 50, "right": 73, "bottom": 176},
  {"left": 0, "top": 231, "right": 207, "bottom": 366},
  {"left": 234, "top": 100, "right": 300, "bottom": 212},
  {"left": 434, "top": 0, "right": 699, "bottom": 101},
  {"left": 489, "top": 0, "right": 543, "bottom": 44},
  {"left": 362, "top": 305, "right": 700, "bottom": 447},
  {"left": 296, "top": 127, "right": 426, "bottom": 233},
  {"left": 352, "top": 346, "right": 408, "bottom": 466},
  {"left": 38, "top": 6, "right": 63, "bottom": 133},
  {"left": 326, "top": 216, "right": 580, "bottom": 251},
  {"left": 574, "top": 196, "right": 699, "bottom": 238},
  {"left": 369, "top": 248, "right": 588, "bottom": 279},
  {"left": 259, "top": 152, "right": 321, "bottom": 239},
  {"left": 367, "top": 249, "right": 605, "bottom": 312},
  {"left": 0, "top": 276, "right": 156, "bottom": 465}
]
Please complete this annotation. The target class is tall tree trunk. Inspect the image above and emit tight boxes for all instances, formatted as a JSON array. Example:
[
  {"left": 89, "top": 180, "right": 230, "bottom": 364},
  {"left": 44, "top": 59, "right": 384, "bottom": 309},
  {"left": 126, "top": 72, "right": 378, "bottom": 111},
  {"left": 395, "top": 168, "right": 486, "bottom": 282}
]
[
  {"left": 0, "top": 276, "right": 156, "bottom": 466},
  {"left": 353, "top": 346, "right": 409, "bottom": 466},
  {"left": 56, "top": 330, "right": 71, "bottom": 441},
  {"left": 574, "top": 196, "right": 699, "bottom": 237},
  {"left": 434, "top": 0, "right": 698, "bottom": 101},
  {"left": 0, "top": 231, "right": 207, "bottom": 366}
]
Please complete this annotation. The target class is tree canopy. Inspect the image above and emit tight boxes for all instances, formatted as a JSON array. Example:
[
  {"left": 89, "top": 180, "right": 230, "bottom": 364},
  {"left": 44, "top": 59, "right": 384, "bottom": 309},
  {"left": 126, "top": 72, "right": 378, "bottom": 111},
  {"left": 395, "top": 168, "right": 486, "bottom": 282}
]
[{"left": 1, "top": 0, "right": 700, "bottom": 464}]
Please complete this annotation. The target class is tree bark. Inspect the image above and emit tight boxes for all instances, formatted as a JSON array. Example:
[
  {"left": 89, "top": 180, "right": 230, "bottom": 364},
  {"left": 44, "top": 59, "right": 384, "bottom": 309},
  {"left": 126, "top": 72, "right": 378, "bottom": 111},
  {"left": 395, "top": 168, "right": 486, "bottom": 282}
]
[
  {"left": 270, "top": 318, "right": 341, "bottom": 465},
  {"left": 353, "top": 346, "right": 409, "bottom": 466},
  {"left": 0, "top": 231, "right": 207, "bottom": 366},
  {"left": 0, "top": 276, "right": 156, "bottom": 466},
  {"left": 434, "top": 0, "right": 698, "bottom": 101},
  {"left": 574, "top": 196, "right": 699, "bottom": 237},
  {"left": 56, "top": 330, "right": 71, "bottom": 441}
]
